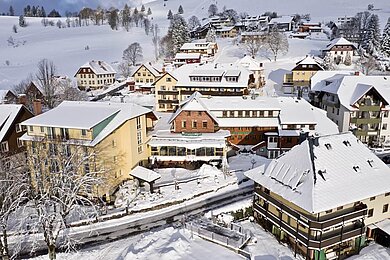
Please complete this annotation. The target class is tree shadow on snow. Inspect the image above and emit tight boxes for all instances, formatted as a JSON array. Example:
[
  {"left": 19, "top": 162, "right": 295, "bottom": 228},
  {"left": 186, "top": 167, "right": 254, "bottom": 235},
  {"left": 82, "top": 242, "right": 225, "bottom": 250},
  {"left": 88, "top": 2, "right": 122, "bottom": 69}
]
[{"left": 268, "top": 69, "right": 290, "bottom": 86}]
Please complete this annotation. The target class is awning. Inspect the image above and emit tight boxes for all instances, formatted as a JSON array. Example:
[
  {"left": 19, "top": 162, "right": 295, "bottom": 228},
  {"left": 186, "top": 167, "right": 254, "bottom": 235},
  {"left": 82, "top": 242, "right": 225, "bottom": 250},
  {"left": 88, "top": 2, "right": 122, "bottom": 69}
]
[
  {"left": 373, "top": 219, "right": 390, "bottom": 235},
  {"left": 130, "top": 166, "right": 161, "bottom": 183}
]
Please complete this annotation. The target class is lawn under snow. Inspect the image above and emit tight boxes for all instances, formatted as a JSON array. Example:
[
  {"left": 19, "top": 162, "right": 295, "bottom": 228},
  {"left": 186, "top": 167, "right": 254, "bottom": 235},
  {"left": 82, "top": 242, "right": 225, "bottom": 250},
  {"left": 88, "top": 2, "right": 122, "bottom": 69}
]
[{"left": 0, "top": 0, "right": 389, "bottom": 90}]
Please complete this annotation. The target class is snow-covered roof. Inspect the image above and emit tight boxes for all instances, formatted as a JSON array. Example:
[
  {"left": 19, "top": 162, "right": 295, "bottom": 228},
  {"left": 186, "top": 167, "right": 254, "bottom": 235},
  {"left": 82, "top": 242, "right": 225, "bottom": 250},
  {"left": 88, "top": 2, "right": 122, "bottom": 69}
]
[
  {"left": 21, "top": 101, "right": 153, "bottom": 146},
  {"left": 136, "top": 63, "right": 161, "bottom": 77},
  {"left": 0, "top": 104, "right": 23, "bottom": 142},
  {"left": 79, "top": 60, "right": 116, "bottom": 75},
  {"left": 169, "top": 92, "right": 218, "bottom": 124},
  {"left": 314, "top": 75, "right": 390, "bottom": 110},
  {"left": 180, "top": 42, "right": 214, "bottom": 51},
  {"left": 149, "top": 130, "right": 230, "bottom": 149},
  {"left": 172, "top": 63, "right": 251, "bottom": 89},
  {"left": 236, "top": 56, "right": 264, "bottom": 72},
  {"left": 175, "top": 53, "right": 201, "bottom": 60},
  {"left": 0, "top": 90, "right": 16, "bottom": 103},
  {"left": 310, "top": 71, "right": 356, "bottom": 92},
  {"left": 269, "top": 16, "right": 293, "bottom": 25},
  {"left": 245, "top": 132, "right": 390, "bottom": 214},
  {"left": 130, "top": 166, "right": 161, "bottom": 183},
  {"left": 323, "top": 37, "right": 357, "bottom": 51}
]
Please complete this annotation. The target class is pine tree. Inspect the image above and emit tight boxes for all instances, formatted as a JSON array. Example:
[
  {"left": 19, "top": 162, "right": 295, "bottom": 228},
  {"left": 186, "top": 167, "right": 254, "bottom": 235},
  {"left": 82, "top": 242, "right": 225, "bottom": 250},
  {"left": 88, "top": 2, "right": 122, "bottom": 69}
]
[
  {"left": 205, "top": 28, "right": 216, "bottom": 42},
  {"left": 381, "top": 18, "right": 390, "bottom": 57},
  {"left": 167, "top": 10, "right": 173, "bottom": 20},
  {"left": 362, "top": 14, "right": 380, "bottom": 54},
  {"left": 9, "top": 6, "right": 14, "bottom": 16},
  {"left": 344, "top": 52, "right": 352, "bottom": 66},
  {"left": 178, "top": 5, "right": 184, "bottom": 14}
]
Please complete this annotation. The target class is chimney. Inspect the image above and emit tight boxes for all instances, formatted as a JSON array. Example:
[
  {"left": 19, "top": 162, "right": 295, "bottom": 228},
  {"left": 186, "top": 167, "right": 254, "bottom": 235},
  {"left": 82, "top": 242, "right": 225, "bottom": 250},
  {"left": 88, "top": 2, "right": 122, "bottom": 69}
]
[
  {"left": 33, "top": 99, "right": 42, "bottom": 115},
  {"left": 18, "top": 94, "right": 27, "bottom": 106}
]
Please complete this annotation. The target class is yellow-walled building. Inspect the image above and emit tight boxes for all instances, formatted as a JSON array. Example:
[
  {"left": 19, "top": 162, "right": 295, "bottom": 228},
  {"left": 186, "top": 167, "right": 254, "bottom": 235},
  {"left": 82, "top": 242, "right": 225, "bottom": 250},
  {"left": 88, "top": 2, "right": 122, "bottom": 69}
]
[
  {"left": 21, "top": 101, "right": 157, "bottom": 201},
  {"left": 283, "top": 56, "right": 324, "bottom": 94},
  {"left": 153, "top": 72, "right": 179, "bottom": 112}
]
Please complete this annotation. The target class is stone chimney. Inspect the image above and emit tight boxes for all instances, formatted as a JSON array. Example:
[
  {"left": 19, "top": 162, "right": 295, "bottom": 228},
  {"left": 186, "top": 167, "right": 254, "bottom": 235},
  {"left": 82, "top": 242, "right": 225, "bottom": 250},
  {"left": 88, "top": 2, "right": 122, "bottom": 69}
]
[
  {"left": 33, "top": 99, "right": 42, "bottom": 115},
  {"left": 18, "top": 94, "right": 27, "bottom": 106}
]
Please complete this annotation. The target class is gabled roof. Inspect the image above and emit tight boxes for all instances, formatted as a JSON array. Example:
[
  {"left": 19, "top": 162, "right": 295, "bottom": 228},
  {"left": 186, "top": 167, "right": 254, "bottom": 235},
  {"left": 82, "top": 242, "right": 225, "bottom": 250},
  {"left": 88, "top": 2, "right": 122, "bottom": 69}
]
[
  {"left": 78, "top": 60, "right": 116, "bottom": 76},
  {"left": 292, "top": 56, "right": 324, "bottom": 71},
  {"left": 245, "top": 132, "right": 390, "bottom": 213},
  {"left": 133, "top": 63, "right": 161, "bottom": 78},
  {"left": 0, "top": 90, "right": 17, "bottom": 103},
  {"left": 315, "top": 75, "right": 390, "bottom": 110},
  {"left": 0, "top": 104, "right": 25, "bottom": 142},
  {"left": 152, "top": 72, "right": 178, "bottom": 86},
  {"left": 236, "top": 56, "right": 264, "bottom": 72},
  {"left": 168, "top": 92, "right": 218, "bottom": 124},
  {"left": 21, "top": 101, "right": 154, "bottom": 146},
  {"left": 323, "top": 37, "right": 357, "bottom": 51}
]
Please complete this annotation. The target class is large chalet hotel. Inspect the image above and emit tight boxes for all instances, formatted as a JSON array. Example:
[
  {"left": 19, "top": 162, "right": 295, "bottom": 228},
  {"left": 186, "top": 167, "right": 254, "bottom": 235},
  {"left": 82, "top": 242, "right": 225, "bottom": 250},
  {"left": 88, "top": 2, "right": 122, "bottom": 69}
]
[{"left": 149, "top": 92, "right": 337, "bottom": 168}]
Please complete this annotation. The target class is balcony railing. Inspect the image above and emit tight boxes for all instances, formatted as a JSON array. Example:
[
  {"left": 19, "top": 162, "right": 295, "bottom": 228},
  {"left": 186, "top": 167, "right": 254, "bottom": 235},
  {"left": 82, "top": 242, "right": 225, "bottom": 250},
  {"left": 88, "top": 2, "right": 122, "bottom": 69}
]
[{"left": 254, "top": 187, "right": 367, "bottom": 230}]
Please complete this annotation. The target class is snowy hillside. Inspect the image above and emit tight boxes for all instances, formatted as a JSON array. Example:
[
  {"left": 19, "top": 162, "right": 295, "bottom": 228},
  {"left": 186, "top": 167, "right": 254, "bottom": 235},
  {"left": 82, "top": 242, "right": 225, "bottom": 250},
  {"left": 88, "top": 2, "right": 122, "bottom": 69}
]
[{"left": 0, "top": 0, "right": 389, "bottom": 90}]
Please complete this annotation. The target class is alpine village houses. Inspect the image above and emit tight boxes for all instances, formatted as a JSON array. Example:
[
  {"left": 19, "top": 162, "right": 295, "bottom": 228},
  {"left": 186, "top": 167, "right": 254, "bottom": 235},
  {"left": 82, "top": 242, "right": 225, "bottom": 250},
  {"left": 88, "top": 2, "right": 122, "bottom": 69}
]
[
  {"left": 246, "top": 132, "right": 390, "bottom": 260},
  {"left": 75, "top": 60, "right": 117, "bottom": 91},
  {"left": 20, "top": 101, "right": 157, "bottom": 201}
]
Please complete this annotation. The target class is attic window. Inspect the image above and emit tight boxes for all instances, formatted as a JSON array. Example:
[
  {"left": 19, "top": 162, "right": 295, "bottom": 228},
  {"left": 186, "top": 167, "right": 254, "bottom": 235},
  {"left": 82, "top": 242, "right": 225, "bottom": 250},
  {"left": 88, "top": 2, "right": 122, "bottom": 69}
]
[
  {"left": 343, "top": 140, "right": 351, "bottom": 147},
  {"left": 324, "top": 143, "right": 332, "bottom": 150},
  {"left": 367, "top": 159, "right": 374, "bottom": 167},
  {"left": 353, "top": 165, "right": 361, "bottom": 172}
]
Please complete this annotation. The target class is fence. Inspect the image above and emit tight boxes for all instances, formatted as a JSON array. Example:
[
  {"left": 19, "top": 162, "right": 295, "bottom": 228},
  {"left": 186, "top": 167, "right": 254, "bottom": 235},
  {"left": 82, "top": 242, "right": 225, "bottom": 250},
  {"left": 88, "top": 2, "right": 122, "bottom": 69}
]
[{"left": 184, "top": 222, "right": 252, "bottom": 258}]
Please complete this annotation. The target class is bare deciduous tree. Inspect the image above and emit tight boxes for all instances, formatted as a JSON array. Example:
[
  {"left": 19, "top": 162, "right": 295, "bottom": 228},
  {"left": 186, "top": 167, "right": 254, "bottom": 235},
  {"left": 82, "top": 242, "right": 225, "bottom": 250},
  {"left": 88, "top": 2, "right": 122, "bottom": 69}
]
[
  {"left": 27, "top": 140, "right": 104, "bottom": 260},
  {"left": 123, "top": 42, "right": 143, "bottom": 66},
  {"left": 36, "top": 59, "right": 57, "bottom": 109},
  {"left": 263, "top": 27, "right": 289, "bottom": 61},
  {"left": 241, "top": 35, "right": 264, "bottom": 58},
  {"left": 0, "top": 155, "right": 30, "bottom": 259}
]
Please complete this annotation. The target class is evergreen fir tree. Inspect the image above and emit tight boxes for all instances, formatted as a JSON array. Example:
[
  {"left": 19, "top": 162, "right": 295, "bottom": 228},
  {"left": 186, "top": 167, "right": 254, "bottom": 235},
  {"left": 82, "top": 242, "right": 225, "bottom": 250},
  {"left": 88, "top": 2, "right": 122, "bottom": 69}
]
[
  {"left": 167, "top": 10, "right": 173, "bottom": 20},
  {"left": 9, "top": 6, "right": 14, "bottom": 16},
  {"left": 381, "top": 18, "right": 390, "bottom": 57},
  {"left": 205, "top": 28, "right": 216, "bottom": 42},
  {"left": 178, "top": 5, "right": 184, "bottom": 14},
  {"left": 362, "top": 14, "right": 380, "bottom": 54},
  {"left": 344, "top": 52, "right": 352, "bottom": 66}
]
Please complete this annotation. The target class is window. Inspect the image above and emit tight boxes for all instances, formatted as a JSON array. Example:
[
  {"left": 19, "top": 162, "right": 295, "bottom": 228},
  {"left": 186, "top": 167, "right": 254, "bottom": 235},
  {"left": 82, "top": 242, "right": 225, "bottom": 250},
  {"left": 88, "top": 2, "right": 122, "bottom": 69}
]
[
  {"left": 192, "top": 120, "right": 197, "bottom": 128},
  {"left": 259, "top": 111, "right": 264, "bottom": 117},
  {"left": 202, "top": 121, "right": 208, "bottom": 128},
  {"left": 17, "top": 138, "right": 24, "bottom": 148},
  {"left": 81, "top": 129, "right": 87, "bottom": 136},
  {"left": 16, "top": 124, "right": 22, "bottom": 133},
  {"left": 182, "top": 120, "right": 186, "bottom": 128},
  {"left": 383, "top": 204, "right": 389, "bottom": 213},
  {"left": 0, "top": 141, "right": 9, "bottom": 153},
  {"left": 137, "top": 132, "right": 142, "bottom": 145},
  {"left": 222, "top": 111, "right": 227, "bottom": 117},
  {"left": 368, "top": 208, "right": 374, "bottom": 218}
]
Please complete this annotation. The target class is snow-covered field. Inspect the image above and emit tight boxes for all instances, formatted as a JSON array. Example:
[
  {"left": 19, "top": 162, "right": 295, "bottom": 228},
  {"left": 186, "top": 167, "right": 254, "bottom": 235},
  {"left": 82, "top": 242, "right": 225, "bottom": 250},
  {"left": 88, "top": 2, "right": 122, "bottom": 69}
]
[{"left": 1, "top": 0, "right": 389, "bottom": 90}]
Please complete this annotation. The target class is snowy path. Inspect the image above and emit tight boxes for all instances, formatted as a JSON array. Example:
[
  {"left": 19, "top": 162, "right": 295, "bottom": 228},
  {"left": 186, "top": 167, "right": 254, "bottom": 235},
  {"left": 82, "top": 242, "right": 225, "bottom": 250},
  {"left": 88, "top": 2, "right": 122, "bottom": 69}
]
[{"left": 13, "top": 181, "right": 254, "bottom": 257}]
